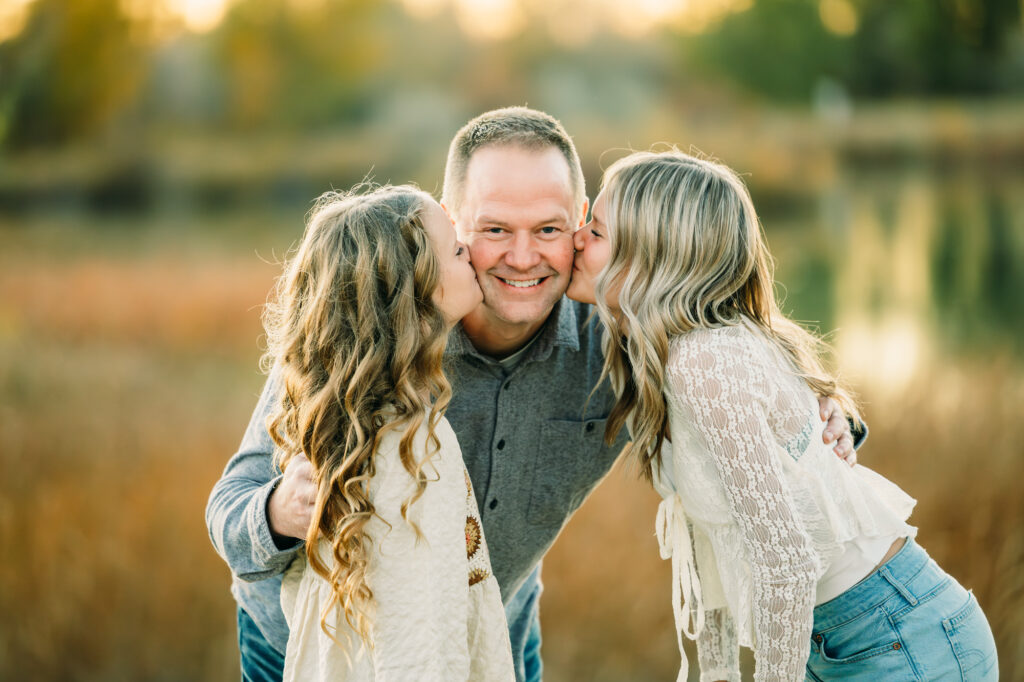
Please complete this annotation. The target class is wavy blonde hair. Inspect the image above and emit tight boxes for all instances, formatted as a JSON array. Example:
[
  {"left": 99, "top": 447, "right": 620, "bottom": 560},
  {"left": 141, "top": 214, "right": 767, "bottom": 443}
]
[
  {"left": 261, "top": 184, "right": 452, "bottom": 650},
  {"left": 594, "top": 150, "right": 860, "bottom": 481}
]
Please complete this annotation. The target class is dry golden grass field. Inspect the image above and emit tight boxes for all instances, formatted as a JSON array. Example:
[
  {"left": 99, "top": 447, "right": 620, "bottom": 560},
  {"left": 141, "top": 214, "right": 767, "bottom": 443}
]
[{"left": 0, "top": 214, "right": 1021, "bottom": 681}]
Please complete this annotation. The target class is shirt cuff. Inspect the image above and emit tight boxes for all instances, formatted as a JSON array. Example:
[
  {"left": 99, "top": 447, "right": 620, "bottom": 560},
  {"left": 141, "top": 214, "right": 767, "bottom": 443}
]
[
  {"left": 248, "top": 475, "right": 304, "bottom": 569},
  {"left": 851, "top": 417, "right": 869, "bottom": 450}
]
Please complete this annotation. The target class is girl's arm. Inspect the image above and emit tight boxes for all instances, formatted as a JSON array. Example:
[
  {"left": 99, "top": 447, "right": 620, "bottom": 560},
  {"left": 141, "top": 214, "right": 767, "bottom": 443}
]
[
  {"left": 667, "top": 333, "right": 818, "bottom": 682},
  {"left": 696, "top": 607, "right": 740, "bottom": 682}
]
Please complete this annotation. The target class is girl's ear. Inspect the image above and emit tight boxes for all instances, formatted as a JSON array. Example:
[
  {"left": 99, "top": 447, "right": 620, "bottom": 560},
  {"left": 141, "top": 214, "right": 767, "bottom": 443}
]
[{"left": 439, "top": 202, "right": 455, "bottom": 225}]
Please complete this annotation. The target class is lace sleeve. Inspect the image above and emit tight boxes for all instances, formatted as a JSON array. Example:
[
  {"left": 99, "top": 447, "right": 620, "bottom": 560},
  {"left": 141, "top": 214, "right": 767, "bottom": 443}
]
[
  {"left": 667, "top": 332, "right": 818, "bottom": 682},
  {"left": 697, "top": 607, "right": 740, "bottom": 682}
]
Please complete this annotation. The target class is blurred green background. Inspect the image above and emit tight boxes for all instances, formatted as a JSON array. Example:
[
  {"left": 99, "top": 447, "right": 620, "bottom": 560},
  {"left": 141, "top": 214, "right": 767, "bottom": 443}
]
[{"left": 1, "top": 0, "right": 1022, "bottom": 680}]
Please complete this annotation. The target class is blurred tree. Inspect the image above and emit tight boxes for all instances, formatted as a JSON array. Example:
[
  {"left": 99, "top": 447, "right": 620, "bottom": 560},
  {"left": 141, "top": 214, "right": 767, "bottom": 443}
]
[
  {"left": 682, "top": 0, "right": 1024, "bottom": 100},
  {"left": 0, "top": 0, "right": 145, "bottom": 148},
  {"left": 847, "top": 0, "right": 1023, "bottom": 95},
  {"left": 1, "top": 0, "right": 1022, "bottom": 150},
  {"left": 210, "top": 0, "right": 387, "bottom": 129}
]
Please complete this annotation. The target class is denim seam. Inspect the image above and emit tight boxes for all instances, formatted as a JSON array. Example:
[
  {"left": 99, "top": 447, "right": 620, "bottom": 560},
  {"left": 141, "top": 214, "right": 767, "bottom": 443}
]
[
  {"left": 815, "top": 593, "right": 903, "bottom": 635},
  {"left": 819, "top": 640, "right": 902, "bottom": 664},
  {"left": 889, "top": 610, "right": 923, "bottom": 681},
  {"left": 942, "top": 590, "right": 976, "bottom": 632}
]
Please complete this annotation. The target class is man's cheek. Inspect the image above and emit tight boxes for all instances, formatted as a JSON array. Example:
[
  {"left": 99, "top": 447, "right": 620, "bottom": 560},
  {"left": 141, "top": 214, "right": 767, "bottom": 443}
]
[
  {"left": 549, "top": 241, "right": 576, "bottom": 276},
  {"left": 467, "top": 242, "right": 496, "bottom": 272}
]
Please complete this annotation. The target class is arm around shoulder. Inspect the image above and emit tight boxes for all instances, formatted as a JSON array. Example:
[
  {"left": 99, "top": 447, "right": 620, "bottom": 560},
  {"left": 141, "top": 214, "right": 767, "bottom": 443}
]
[{"left": 205, "top": 371, "right": 304, "bottom": 581}]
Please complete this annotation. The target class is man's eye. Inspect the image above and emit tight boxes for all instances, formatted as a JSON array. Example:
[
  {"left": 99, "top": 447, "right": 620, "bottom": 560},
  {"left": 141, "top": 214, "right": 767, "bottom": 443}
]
[
  {"left": 539, "top": 226, "right": 559, "bottom": 234},
  {"left": 486, "top": 227, "right": 504, "bottom": 234}
]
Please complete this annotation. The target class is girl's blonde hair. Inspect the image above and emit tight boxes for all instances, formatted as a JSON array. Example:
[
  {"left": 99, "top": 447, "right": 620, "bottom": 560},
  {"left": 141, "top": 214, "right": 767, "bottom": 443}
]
[
  {"left": 594, "top": 150, "right": 860, "bottom": 481},
  {"left": 261, "top": 184, "right": 452, "bottom": 649}
]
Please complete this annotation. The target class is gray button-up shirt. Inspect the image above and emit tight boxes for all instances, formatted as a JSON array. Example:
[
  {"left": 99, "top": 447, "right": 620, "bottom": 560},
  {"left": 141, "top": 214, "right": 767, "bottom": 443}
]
[{"left": 205, "top": 297, "right": 628, "bottom": 655}]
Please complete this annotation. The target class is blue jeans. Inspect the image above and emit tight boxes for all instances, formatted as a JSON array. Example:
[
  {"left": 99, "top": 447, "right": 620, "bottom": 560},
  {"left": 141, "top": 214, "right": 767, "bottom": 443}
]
[
  {"left": 505, "top": 564, "right": 544, "bottom": 682},
  {"left": 238, "top": 606, "right": 285, "bottom": 682},
  {"left": 237, "top": 567, "right": 545, "bottom": 682},
  {"left": 807, "top": 539, "right": 998, "bottom": 681}
]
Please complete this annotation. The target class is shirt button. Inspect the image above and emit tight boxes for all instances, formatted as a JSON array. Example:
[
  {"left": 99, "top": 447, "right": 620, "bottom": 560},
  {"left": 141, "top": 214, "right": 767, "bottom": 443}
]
[
  {"left": 489, "top": 499, "right": 498, "bottom": 510},
  {"left": 585, "top": 422, "right": 595, "bottom": 432},
  {"left": 892, "top": 642, "right": 901, "bottom": 650},
  {"left": 496, "top": 439, "right": 506, "bottom": 450}
]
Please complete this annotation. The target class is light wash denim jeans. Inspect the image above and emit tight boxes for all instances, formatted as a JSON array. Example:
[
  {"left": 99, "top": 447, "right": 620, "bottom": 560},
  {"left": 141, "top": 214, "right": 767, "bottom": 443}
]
[
  {"left": 237, "top": 564, "right": 545, "bottom": 682},
  {"left": 806, "top": 538, "right": 998, "bottom": 681}
]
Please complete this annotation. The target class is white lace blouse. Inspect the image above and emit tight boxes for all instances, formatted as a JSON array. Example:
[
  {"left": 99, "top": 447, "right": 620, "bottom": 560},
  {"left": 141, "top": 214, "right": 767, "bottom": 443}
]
[
  {"left": 279, "top": 415, "right": 514, "bottom": 682},
  {"left": 653, "top": 321, "right": 917, "bottom": 682}
]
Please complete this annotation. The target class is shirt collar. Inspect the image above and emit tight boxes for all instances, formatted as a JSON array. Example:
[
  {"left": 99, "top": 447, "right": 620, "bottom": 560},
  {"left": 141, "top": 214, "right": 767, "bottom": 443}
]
[{"left": 447, "top": 297, "right": 581, "bottom": 362}]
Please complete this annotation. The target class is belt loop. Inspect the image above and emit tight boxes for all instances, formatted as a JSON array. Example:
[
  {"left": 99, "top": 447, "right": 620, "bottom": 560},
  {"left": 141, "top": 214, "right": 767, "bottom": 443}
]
[{"left": 879, "top": 566, "right": 918, "bottom": 606}]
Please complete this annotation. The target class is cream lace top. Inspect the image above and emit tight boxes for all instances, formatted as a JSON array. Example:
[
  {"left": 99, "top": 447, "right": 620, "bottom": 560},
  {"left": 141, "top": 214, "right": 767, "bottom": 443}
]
[
  {"left": 280, "top": 415, "right": 514, "bottom": 682},
  {"left": 653, "top": 321, "right": 917, "bottom": 682}
]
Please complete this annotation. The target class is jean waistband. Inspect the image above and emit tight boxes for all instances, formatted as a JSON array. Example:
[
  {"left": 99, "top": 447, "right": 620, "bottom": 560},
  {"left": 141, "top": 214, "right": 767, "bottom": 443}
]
[{"left": 812, "top": 538, "right": 944, "bottom": 632}]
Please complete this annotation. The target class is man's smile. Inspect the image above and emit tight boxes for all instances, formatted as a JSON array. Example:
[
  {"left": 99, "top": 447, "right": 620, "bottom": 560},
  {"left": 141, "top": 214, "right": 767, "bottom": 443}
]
[{"left": 495, "top": 276, "right": 548, "bottom": 289}]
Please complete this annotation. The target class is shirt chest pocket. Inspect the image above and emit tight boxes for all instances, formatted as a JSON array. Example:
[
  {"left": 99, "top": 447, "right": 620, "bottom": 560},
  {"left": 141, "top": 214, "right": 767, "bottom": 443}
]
[{"left": 526, "top": 417, "right": 620, "bottom": 527}]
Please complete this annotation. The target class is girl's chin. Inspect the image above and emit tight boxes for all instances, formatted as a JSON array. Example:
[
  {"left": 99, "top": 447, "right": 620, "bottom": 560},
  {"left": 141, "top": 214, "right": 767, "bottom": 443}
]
[{"left": 565, "top": 281, "right": 596, "bottom": 305}]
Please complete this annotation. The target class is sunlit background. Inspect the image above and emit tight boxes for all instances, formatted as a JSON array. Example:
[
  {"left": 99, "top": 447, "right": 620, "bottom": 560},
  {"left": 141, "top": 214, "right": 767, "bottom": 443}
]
[{"left": 1, "top": 0, "right": 1022, "bottom": 680}]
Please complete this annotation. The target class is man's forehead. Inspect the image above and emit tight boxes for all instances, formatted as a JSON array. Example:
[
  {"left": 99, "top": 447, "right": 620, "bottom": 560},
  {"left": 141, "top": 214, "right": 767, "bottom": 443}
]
[{"left": 464, "top": 145, "right": 573, "bottom": 197}]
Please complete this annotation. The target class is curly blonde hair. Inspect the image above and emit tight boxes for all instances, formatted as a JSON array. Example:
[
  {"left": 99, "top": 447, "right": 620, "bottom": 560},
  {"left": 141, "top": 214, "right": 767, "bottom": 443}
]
[
  {"left": 261, "top": 184, "right": 452, "bottom": 649},
  {"left": 594, "top": 150, "right": 860, "bottom": 481}
]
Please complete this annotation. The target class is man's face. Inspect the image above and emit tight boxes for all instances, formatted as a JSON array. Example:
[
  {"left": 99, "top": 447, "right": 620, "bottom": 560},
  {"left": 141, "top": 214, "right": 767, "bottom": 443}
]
[{"left": 452, "top": 145, "right": 584, "bottom": 332}]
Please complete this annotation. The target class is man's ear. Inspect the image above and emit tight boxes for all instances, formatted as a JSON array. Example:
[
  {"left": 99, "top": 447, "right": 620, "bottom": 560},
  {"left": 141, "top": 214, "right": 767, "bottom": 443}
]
[{"left": 578, "top": 198, "right": 590, "bottom": 228}]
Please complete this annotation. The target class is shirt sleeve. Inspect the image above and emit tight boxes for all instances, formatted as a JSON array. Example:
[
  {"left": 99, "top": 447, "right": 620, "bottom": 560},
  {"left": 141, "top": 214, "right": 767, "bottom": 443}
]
[
  {"left": 667, "top": 333, "right": 818, "bottom": 682},
  {"left": 696, "top": 607, "right": 741, "bottom": 682},
  {"left": 204, "top": 370, "right": 304, "bottom": 581},
  {"left": 366, "top": 425, "right": 473, "bottom": 680}
]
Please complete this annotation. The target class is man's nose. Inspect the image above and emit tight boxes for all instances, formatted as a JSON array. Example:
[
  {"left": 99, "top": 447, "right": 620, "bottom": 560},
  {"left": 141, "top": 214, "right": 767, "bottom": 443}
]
[{"left": 504, "top": 233, "right": 542, "bottom": 270}]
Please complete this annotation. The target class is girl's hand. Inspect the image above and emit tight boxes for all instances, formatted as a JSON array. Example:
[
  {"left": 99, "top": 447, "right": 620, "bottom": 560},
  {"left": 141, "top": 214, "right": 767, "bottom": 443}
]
[{"left": 818, "top": 396, "right": 856, "bottom": 466}]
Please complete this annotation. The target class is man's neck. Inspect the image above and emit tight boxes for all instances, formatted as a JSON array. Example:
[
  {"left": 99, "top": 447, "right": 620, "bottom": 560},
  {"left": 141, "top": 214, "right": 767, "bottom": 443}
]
[{"left": 460, "top": 305, "right": 554, "bottom": 359}]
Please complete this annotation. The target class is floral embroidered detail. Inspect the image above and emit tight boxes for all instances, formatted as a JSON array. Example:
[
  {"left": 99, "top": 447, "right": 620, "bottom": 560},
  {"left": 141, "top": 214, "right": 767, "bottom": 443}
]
[
  {"left": 464, "top": 469, "right": 473, "bottom": 500},
  {"left": 465, "top": 516, "right": 482, "bottom": 559},
  {"left": 468, "top": 566, "right": 490, "bottom": 587}
]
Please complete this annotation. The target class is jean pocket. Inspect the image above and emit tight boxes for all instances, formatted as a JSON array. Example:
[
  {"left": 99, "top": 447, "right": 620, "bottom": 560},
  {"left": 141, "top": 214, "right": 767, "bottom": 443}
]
[
  {"left": 942, "top": 591, "right": 998, "bottom": 680},
  {"left": 808, "top": 607, "right": 917, "bottom": 681}
]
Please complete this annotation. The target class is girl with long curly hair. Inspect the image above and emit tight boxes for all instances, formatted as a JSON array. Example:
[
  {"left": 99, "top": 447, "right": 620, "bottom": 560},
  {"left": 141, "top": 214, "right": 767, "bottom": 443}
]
[
  {"left": 567, "top": 150, "right": 997, "bottom": 681},
  {"left": 263, "top": 184, "right": 514, "bottom": 681}
]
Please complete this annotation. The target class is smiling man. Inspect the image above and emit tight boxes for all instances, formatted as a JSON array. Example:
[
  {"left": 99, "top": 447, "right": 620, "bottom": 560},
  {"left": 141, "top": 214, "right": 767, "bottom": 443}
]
[
  {"left": 206, "top": 107, "right": 859, "bottom": 682},
  {"left": 448, "top": 140, "right": 583, "bottom": 354}
]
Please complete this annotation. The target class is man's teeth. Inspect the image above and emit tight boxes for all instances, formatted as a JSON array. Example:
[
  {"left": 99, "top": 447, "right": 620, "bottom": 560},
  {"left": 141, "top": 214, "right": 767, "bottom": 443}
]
[{"left": 500, "top": 277, "right": 542, "bottom": 288}]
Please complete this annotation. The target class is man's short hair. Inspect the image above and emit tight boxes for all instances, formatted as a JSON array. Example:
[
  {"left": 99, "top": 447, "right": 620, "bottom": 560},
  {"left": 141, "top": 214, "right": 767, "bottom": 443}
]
[{"left": 442, "top": 106, "right": 586, "bottom": 222}]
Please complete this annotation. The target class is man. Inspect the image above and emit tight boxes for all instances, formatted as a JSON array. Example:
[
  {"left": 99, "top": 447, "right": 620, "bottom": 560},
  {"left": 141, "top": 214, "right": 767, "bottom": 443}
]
[{"left": 206, "top": 107, "right": 859, "bottom": 682}]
